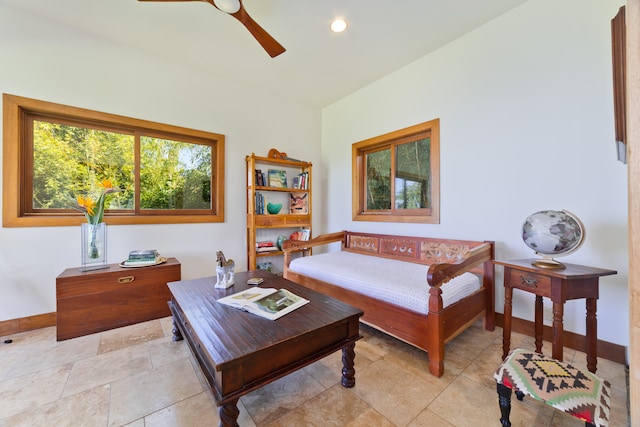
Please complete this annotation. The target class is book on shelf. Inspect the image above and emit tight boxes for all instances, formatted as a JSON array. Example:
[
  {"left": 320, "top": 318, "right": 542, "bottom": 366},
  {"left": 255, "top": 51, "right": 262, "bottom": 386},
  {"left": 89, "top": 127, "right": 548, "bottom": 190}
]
[
  {"left": 289, "top": 192, "right": 308, "bottom": 214},
  {"left": 291, "top": 172, "right": 309, "bottom": 189},
  {"left": 268, "top": 169, "right": 288, "bottom": 188},
  {"left": 289, "top": 229, "right": 310, "bottom": 241},
  {"left": 256, "top": 242, "right": 279, "bottom": 253},
  {"left": 255, "top": 169, "right": 265, "bottom": 186},
  {"left": 217, "top": 288, "right": 309, "bottom": 320},
  {"left": 256, "top": 240, "right": 275, "bottom": 248},
  {"left": 255, "top": 192, "right": 265, "bottom": 214}
]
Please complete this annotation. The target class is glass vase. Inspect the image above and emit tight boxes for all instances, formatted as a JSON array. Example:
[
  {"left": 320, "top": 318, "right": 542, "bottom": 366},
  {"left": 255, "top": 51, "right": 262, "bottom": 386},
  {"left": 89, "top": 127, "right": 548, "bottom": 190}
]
[{"left": 81, "top": 222, "right": 108, "bottom": 271}]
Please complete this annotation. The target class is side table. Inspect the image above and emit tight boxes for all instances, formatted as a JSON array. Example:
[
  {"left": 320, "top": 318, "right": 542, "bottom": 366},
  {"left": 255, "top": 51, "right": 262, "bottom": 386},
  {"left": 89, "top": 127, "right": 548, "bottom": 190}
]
[
  {"left": 56, "top": 257, "right": 181, "bottom": 340},
  {"left": 494, "top": 259, "right": 616, "bottom": 373}
]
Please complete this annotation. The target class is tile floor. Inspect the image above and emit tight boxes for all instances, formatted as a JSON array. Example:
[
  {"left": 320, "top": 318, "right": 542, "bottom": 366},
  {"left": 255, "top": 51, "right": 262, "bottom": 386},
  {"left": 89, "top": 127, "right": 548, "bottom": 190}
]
[{"left": 0, "top": 317, "right": 629, "bottom": 426}]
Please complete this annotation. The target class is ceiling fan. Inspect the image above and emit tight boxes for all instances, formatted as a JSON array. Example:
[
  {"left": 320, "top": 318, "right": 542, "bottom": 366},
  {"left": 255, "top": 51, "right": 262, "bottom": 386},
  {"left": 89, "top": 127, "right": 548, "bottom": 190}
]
[{"left": 138, "top": 0, "right": 286, "bottom": 58}]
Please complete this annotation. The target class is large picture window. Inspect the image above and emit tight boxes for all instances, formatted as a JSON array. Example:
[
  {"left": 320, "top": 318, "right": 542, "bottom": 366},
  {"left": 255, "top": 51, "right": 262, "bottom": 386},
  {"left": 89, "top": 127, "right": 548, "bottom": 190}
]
[
  {"left": 3, "top": 94, "right": 225, "bottom": 227},
  {"left": 352, "top": 119, "right": 439, "bottom": 223}
]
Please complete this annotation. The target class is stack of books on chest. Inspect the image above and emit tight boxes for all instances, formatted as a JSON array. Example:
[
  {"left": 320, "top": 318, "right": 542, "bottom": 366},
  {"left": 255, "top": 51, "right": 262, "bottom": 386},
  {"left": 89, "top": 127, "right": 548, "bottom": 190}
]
[{"left": 123, "top": 250, "right": 160, "bottom": 266}]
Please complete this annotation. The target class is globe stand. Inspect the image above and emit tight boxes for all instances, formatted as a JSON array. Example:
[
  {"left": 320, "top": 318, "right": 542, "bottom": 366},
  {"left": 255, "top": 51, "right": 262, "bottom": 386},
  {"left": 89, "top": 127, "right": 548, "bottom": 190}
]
[{"left": 531, "top": 257, "right": 566, "bottom": 269}]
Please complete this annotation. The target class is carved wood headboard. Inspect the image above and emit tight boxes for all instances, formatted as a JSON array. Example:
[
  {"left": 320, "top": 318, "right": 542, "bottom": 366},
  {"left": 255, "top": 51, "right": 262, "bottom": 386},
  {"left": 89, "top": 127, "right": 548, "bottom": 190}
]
[{"left": 343, "top": 231, "right": 487, "bottom": 266}]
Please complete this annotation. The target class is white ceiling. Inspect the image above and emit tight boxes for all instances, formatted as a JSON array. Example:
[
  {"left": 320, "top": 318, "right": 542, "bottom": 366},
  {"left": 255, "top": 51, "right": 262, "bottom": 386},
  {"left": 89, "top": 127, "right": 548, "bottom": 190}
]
[{"left": 4, "top": 0, "right": 527, "bottom": 108}]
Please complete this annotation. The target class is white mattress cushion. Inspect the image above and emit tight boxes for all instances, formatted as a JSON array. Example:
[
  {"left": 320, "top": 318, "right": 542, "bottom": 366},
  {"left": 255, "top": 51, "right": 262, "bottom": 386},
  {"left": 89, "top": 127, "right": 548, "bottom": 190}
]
[{"left": 288, "top": 251, "right": 481, "bottom": 314}]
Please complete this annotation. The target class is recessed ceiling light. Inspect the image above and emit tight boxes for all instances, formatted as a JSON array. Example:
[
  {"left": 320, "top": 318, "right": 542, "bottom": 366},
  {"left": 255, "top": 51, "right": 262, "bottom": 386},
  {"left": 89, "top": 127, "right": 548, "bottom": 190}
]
[{"left": 331, "top": 19, "right": 348, "bottom": 33}]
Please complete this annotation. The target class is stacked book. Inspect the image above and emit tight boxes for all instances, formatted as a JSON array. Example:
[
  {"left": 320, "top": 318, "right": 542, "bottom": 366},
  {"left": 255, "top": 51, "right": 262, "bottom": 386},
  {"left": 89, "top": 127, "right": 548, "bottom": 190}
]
[
  {"left": 289, "top": 230, "right": 310, "bottom": 241},
  {"left": 256, "top": 241, "right": 279, "bottom": 253},
  {"left": 291, "top": 172, "right": 309, "bottom": 189},
  {"left": 255, "top": 192, "right": 265, "bottom": 214},
  {"left": 123, "top": 250, "right": 160, "bottom": 267}
]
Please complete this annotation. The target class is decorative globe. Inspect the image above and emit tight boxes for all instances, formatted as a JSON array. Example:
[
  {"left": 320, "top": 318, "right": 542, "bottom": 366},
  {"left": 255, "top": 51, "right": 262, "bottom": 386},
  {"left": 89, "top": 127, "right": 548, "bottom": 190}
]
[{"left": 521, "top": 210, "right": 585, "bottom": 269}]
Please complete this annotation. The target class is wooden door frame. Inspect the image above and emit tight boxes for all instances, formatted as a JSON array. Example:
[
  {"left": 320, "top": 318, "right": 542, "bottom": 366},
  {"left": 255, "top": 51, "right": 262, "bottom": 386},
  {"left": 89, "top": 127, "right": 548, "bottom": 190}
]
[{"left": 626, "top": 0, "right": 639, "bottom": 424}]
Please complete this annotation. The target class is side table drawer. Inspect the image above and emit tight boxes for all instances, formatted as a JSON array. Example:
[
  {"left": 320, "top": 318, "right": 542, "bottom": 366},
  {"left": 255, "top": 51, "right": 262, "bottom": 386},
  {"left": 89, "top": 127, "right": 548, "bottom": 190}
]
[{"left": 507, "top": 269, "right": 551, "bottom": 296}]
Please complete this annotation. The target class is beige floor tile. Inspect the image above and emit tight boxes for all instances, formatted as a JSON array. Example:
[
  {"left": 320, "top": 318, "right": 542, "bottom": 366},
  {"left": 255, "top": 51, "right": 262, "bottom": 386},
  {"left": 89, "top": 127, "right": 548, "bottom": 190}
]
[
  {"left": 461, "top": 337, "right": 505, "bottom": 389},
  {"left": 1, "top": 384, "right": 109, "bottom": 427},
  {"left": 0, "top": 364, "right": 71, "bottom": 419},
  {"left": 0, "top": 327, "right": 57, "bottom": 353},
  {"left": 351, "top": 358, "right": 444, "bottom": 426},
  {"left": 122, "top": 419, "right": 145, "bottom": 427},
  {"left": 143, "top": 391, "right": 223, "bottom": 427},
  {"left": 444, "top": 321, "right": 496, "bottom": 364},
  {"left": 266, "top": 384, "right": 394, "bottom": 427},
  {"left": 108, "top": 357, "right": 203, "bottom": 426},
  {"left": 351, "top": 337, "right": 389, "bottom": 362},
  {"left": 5, "top": 333, "right": 100, "bottom": 380},
  {"left": 303, "top": 350, "right": 345, "bottom": 389},
  {"left": 0, "top": 349, "right": 23, "bottom": 382},
  {"left": 240, "top": 368, "right": 326, "bottom": 425},
  {"left": 428, "top": 374, "right": 554, "bottom": 427},
  {"left": 408, "top": 409, "right": 455, "bottom": 427},
  {"left": 63, "top": 342, "right": 152, "bottom": 397},
  {"left": 148, "top": 335, "right": 190, "bottom": 369},
  {"left": 97, "top": 319, "right": 165, "bottom": 354}
]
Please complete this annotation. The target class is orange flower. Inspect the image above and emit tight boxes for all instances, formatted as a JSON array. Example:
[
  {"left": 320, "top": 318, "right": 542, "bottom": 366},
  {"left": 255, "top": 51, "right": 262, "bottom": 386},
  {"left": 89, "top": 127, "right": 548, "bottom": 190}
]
[
  {"left": 76, "top": 195, "right": 96, "bottom": 216},
  {"left": 73, "top": 180, "right": 122, "bottom": 224}
]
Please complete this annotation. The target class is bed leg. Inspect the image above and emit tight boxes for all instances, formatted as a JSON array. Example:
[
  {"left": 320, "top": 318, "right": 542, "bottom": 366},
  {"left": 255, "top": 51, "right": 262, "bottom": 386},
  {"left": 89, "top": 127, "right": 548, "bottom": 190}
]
[{"left": 428, "top": 358, "right": 444, "bottom": 377}]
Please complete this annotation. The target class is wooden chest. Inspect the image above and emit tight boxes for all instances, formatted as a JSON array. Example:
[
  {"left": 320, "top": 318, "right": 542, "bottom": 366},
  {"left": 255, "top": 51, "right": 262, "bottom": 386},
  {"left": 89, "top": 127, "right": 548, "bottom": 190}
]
[{"left": 56, "top": 257, "right": 181, "bottom": 340}]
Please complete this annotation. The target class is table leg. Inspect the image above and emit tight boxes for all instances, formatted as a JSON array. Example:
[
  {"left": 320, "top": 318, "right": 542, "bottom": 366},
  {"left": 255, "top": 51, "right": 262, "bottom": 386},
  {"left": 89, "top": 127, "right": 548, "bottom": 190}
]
[
  {"left": 502, "top": 287, "right": 513, "bottom": 360},
  {"left": 341, "top": 343, "right": 356, "bottom": 388},
  {"left": 534, "top": 296, "right": 543, "bottom": 353},
  {"left": 586, "top": 297, "right": 598, "bottom": 373},
  {"left": 218, "top": 399, "right": 239, "bottom": 427},
  {"left": 171, "top": 317, "right": 183, "bottom": 342},
  {"left": 552, "top": 302, "right": 564, "bottom": 361}
]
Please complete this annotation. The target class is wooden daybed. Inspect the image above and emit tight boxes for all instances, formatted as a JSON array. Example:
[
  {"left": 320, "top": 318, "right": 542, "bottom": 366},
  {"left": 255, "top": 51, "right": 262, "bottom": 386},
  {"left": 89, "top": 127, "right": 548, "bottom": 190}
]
[{"left": 282, "top": 230, "right": 495, "bottom": 377}]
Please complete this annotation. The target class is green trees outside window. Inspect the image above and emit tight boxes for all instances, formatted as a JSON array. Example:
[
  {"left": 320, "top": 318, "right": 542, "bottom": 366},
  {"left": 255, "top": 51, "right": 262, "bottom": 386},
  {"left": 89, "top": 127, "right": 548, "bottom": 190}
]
[
  {"left": 353, "top": 119, "right": 439, "bottom": 224},
  {"left": 365, "top": 138, "right": 430, "bottom": 211},
  {"left": 32, "top": 120, "right": 215, "bottom": 214},
  {"left": 3, "top": 94, "right": 225, "bottom": 227}
]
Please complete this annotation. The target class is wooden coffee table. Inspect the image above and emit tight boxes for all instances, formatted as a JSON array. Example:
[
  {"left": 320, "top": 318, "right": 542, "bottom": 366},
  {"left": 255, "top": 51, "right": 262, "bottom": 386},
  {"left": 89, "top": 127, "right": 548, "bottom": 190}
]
[{"left": 167, "top": 270, "right": 363, "bottom": 427}]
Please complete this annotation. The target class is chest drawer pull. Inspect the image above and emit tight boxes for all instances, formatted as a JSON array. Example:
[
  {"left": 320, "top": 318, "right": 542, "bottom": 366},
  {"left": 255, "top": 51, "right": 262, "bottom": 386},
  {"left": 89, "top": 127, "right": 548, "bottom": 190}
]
[
  {"left": 118, "top": 276, "right": 135, "bottom": 284},
  {"left": 520, "top": 276, "right": 537, "bottom": 287}
]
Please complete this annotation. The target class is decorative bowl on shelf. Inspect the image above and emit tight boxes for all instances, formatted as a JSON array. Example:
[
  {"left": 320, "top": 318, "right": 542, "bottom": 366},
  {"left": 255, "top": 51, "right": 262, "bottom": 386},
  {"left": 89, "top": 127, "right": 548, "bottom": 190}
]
[{"left": 266, "top": 202, "right": 282, "bottom": 214}]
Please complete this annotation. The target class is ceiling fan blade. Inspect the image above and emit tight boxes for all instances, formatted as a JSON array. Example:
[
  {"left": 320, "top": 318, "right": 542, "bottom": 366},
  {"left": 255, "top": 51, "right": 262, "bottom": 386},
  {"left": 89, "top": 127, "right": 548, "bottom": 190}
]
[
  {"left": 229, "top": 7, "right": 286, "bottom": 58},
  {"left": 139, "top": 0, "right": 286, "bottom": 58}
]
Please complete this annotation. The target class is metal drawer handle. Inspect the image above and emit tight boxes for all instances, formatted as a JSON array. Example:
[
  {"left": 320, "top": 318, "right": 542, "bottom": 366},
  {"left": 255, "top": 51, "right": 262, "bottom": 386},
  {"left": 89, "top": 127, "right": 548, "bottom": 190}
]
[
  {"left": 520, "top": 276, "right": 537, "bottom": 287},
  {"left": 118, "top": 276, "right": 135, "bottom": 284}
]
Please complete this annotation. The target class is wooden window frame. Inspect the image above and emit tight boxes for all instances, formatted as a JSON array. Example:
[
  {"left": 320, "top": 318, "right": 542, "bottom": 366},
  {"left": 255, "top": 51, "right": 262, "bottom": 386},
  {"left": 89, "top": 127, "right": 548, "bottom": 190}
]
[
  {"left": 2, "top": 93, "right": 225, "bottom": 227},
  {"left": 352, "top": 119, "right": 440, "bottom": 224}
]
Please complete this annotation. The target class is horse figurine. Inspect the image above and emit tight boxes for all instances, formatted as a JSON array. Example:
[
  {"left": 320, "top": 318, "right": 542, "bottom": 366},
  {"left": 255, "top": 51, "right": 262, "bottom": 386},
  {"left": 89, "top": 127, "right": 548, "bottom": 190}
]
[{"left": 215, "top": 251, "right": 235, "bottom": 289}]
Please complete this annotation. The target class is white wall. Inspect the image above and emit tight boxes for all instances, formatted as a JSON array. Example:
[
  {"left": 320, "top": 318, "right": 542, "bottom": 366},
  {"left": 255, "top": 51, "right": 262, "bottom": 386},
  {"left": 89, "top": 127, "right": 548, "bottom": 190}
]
[
  {"left": 321, "top": 0, "right": 629, "bottom": 348},
  {"left": 0, "top": 5, "right": 322, "bottom": 321}
]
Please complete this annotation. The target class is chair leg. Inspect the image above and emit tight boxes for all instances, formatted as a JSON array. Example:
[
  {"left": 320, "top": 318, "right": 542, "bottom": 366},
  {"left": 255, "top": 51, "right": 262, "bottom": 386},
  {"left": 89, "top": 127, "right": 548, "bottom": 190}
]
[{"left": 496, "top": 383, "right": 512, "bottom": 427}]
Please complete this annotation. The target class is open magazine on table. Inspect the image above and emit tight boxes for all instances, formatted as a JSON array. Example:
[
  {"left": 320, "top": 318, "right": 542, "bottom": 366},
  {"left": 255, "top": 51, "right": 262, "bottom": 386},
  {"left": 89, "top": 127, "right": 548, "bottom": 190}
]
[{"left": 217, "top": 287, "right": 309, "bottom": 320}]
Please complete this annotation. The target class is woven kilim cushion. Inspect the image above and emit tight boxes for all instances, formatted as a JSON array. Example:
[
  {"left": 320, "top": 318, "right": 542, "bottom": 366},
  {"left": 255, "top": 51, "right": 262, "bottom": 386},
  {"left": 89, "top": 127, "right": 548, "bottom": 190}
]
[{"left": 494, "top": 349, "right": 611, "bottom": 427}]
